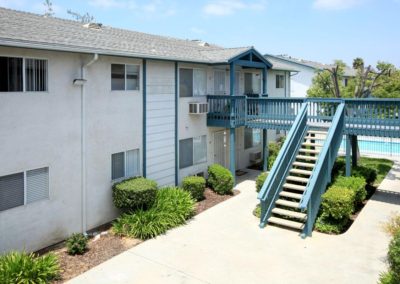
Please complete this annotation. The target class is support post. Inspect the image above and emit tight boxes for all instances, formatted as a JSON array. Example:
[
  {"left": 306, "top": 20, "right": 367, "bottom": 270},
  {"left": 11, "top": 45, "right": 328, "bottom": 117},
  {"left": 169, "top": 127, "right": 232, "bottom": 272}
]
[
  {"left": 351, "top": 135, "right": 358, "bottom": 167},
  {"left": 262, "top": 129, "right": 268, "bottom": 171},
  {"left": 230, "top": 128, "right": 236, "bottom": 184},
  {"left": 346, "top": 135, "right": 351, "bottom": 176},
  {"left": 142, "top": 59, "right": 147, "bottom": 177},
  {"left": 262, "top": 67, "right": 267, "bottom": 96}
]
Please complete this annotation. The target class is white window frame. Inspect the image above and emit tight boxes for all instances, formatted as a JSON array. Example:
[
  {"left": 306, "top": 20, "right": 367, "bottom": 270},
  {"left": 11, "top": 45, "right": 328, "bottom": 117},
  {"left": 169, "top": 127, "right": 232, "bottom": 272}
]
[
  {"left": 276, "top": 74, "right": 285, "bottom": 89},
  {"left": 179, "top": 135, "right": 207, "bottom": 169},
  {"left": 0, "top": 56, "right": 49, "bottom": 93},
  {"left": 111, "top": 149, "right": 141, "bottom": 181},
  {"left": 0, "top": 166, "right": 50, "bottom": 212},
  {"left": 179, "top": 67, "right": 207, "bottom": 97},
  {"left": 111, "top": 63, "right": 140, "bottom": 91}
]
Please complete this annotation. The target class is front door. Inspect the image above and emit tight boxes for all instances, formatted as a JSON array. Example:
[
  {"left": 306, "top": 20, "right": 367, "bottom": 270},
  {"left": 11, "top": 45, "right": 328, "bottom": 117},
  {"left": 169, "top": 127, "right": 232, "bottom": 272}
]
[{"left": 214, "top": 131, "right": 227, "bottom": 168}]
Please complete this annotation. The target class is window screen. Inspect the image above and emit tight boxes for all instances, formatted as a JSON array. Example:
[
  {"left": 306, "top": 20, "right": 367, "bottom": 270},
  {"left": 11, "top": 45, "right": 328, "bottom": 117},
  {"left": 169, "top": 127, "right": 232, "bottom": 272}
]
[
  {"left": 193, "top": 69, "right": 207, "bottom": 96},
  {"left": 26, "top": 167, "right": 49, "bottom": 204},
  {"left": 193, "top": 135, "right": 207, "bottom": 164},
  {"left": 214, "top": 70, "right": 225, "bottom": 95},
  {"left": 112, "top": 152, "right": 125, "bottom": 180},
  {"left": 111, "top": 64, "right": 125, "bottom": 90},
  {"left": 179, "top": 138, "right": 193, "bottom": 169},
  {"left": 179, "top": 68, "right": 193, "bottom": 97},
  {"left": 126, "top": 149, "right": 140, "bottom": 177},
  {"left": 0, "top": 172, "right": 24, "bottom": 211},
  {"left": 126, "top": 65, "right": 139, "bottom": 90},
  {"left": 0, "top": 57, "right": 23, "bottom": 92},
  {"left": 25, "top": 59, "right": 48, "bottom": 92},
  {"left": 276, "top": 75, "right": 284, "bottom": 88}
]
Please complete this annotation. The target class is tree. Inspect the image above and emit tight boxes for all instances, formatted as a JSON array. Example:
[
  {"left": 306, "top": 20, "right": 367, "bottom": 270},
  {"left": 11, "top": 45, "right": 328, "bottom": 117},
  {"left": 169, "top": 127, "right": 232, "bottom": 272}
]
[
  {"left": 43, "top": 0, "right": 54, "bottom": 17},
  {"left": 67, "top": 10, "right": 95, "bottom": 24}
]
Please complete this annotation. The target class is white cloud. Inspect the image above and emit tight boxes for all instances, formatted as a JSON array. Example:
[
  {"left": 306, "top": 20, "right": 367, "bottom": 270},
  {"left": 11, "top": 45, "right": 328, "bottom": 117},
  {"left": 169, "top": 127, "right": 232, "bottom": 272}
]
[
  {"left": 313, "top": 0, "right": 363, "bottom": 10},
  {"left": 203, "top": 0, "right": 266, "bottom": 16}
]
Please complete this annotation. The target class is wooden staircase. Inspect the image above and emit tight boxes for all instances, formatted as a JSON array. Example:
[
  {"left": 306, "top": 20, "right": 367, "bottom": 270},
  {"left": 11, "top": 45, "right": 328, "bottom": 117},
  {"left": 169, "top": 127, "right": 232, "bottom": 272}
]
[{"left": 267, "top": 129, "right": 327, "bottom": 231}]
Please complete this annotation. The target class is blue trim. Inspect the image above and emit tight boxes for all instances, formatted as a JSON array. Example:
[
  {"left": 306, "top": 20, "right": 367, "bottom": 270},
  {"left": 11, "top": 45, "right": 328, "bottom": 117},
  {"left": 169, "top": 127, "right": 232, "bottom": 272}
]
[
  {"left": 229, "top": 48, "right": 273, "bottom": 68},
  {"left": 262, "top": 129, "right": 268, "bottom": 171},
  {"left": 234, "top": 60, "right": 266, "bottom": 68},
  {"left": 142, "top": 59, "right": 147, "bottom": 177},
  {"left": 346, "top": 135, "right": 351, "bottom": 176},
  {"left": 229, "top": 62, "right": 236, "bottom": 184},
  {"left": 175, "top": 62, "right": 179, "bottom": 185}
]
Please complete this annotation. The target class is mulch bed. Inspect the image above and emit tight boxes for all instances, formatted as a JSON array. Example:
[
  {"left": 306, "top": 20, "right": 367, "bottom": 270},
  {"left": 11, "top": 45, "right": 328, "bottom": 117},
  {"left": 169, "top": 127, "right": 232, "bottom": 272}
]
[{"left": 45, "top": 187, "right": 239, "bottom": 283}]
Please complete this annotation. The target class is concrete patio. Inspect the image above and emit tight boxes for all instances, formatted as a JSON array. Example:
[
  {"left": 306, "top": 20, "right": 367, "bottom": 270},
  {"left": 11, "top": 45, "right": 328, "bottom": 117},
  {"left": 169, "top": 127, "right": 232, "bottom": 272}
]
[{"left": 69, "top": 160, "right": 400, "bottom": 284}]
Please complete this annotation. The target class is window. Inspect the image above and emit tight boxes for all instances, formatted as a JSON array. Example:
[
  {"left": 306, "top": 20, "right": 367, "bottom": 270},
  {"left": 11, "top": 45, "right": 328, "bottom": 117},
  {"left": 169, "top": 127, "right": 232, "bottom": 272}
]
[
  {"left": 179, "top": 68, "right": 206, "bottom": 97},
  {"left": 245, "top": 128, "right": 261, "bottom": 149},
  {"left": 276, "top": 74, "right": 284, "bottom": 89},
  {"left": 111, "top": 149, "right": 140, "bottom": 180},
  {"left": 244, "top": 72, "right": 261, "bottom": 94},
  {"left": 214, "top": 70, "right": 225, "bottom": 95},
  {"left": 0, "top": 57, "right": 47, "bottom": 92},
  {"left": 111, "top": 64, "right": 140, "bottom": 91},
  {"left": 179, "top": 135, "right": 207, "bottom": 169},
  {"left": 0, "top": 167, "right": 49, "bottom": 212}
]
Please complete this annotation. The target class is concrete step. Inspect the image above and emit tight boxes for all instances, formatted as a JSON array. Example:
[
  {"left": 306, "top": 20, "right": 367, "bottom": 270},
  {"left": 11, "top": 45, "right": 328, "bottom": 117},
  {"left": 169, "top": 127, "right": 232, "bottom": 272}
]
[
  {"left": 276, "top": 199, "right": 300, "bottom": 208},
  {"left": 299, "top": 148, "right": 321, "bottom": 154},
  {"left": 286, "top": 175, "right": 309, "bottom": 183},
  {"left": 296, "top": 155, "right": 318, "bottom": 161},
  {"left": 268, "top": 216, "right": 305, "bottom": 230},
  {"left": 279, "top": 191, "right": 303, "bottom": 200},
  {"left": 283, "top": 183, "right": 306, "bottom": 191},
  {"left": 272, "top": 207, "right": 307, "bottom": 221},
  {"left": 293, "top": 161, "right": 315, "bottom": 168},
  {"left": 307, "top": 130, "right": 328, "bottom": 135},
  {"left": 290, "top": 168, "right": 313, "bottom": 176}
]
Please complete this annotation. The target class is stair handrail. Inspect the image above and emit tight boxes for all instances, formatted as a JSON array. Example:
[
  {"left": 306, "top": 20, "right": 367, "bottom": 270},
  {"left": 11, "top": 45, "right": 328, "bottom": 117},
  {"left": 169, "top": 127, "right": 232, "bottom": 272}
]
[
  {"left": 299, "top": 102, "right": 345, "bottom": 236},
  {"left": 258, "top": 102, "right": 308, "bottom": 227}
]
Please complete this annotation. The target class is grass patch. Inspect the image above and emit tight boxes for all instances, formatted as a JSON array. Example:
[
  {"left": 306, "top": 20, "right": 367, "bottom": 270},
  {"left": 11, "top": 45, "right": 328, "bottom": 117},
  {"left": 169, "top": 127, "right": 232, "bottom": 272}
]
[{"left": 253, "top": 204, "right": 261, "bottom": 218}]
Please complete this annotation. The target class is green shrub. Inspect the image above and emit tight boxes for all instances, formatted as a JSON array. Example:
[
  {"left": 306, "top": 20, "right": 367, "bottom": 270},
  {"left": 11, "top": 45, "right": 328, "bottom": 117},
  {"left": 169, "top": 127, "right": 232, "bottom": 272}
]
[
  {"left": 207, "top": 164, "right": 234, "bottom": 195},
  {"left": 388, "top": 232, "right": 400, "bottom": 279},
  {"left": 253, "top": 204, "right": 261, "bottom": 218},
  {"left": 256, "top": 172, "right": 268, "bottom": 193},
  {"left": 321, "top": 186, "right": 355, "bottom": 220},
  {"left": 315, "top": 213, "right": 349, "bottom": 234},
  {"left": 113, "top": 187, "right": 195, "bottom": 240},
  {"left": 182, "top": 176, "right": 206, "bottom": 201},
  {"left": 352, "top": 166, "right": 377, "bottom": 185},
  {"left": 384, "top": 214, "right": 400, "bottom": 237},
  {"left": 112, "top": 177, "right": 157, "bottom": 211},
  {"left": 0, "top": 251, "right": 59, "bottom": 283},
  {"left": 66, "top": 233, "right": 88, "bottom": 255},
  {"left": 332, "top": 159, "right": 346, "bottom": 178},
  {"left": 334, "top": 176, "right": 367, "bottom": 205},
  {"left": 379, "top": 270, "right": 399, "bottom": 284}
]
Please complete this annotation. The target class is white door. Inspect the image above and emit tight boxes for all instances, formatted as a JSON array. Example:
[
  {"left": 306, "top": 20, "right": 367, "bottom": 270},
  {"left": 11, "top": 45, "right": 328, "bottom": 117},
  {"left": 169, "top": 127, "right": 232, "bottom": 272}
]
[{"left": 214, "top": 131, "right": 227, "bottom": 167}]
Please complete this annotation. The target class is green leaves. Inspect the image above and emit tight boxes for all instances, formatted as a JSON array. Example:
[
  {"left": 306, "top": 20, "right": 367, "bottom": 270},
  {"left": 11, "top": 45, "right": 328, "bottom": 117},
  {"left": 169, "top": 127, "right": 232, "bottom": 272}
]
[
  {"left": 207, "top": 164, "right": 234, "bottom": 195},
  {"left": 66, "top": 233, "right": 88, "bottom": 255},
  {"left": 182, "top": 176, "right": 206, "bottom": 201}
]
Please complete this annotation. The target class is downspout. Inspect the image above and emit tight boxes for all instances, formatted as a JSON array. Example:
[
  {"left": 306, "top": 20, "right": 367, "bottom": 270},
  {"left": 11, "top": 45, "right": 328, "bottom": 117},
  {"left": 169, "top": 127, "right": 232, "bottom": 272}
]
[{"left": 80, "top": 53, "right": 98, "bottom": 233}]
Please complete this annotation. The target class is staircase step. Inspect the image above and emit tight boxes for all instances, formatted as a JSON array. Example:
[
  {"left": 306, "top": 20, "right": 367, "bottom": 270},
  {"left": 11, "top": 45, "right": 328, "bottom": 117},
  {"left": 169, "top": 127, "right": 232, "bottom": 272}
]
[
  {"left": 302, "top": 142, "right": 323, "bottom": 147},
  {"left": 293, "top": 161, "right": 315, "bottom": 168},
  {"left": 283, "top": 183, "right": 306, "bottom": 191},
  {"left": 307, "top": 130, "right": 328, "bottom": 135},
  {"left": 296, "top": 155, "right": 318, "bottom": 161},
  {"left": 290, "top": 168, "right": 313, "bottom": 176},
  {"left": 272, "top": 208, "right": 307, "bottom": 220},
  {"left": 268, "top": 216, "right": 305, "bottom": 230},
  {"left": 286, "top": 175, "right": 309, "bottom": 183},
  {"left": 276, "top": 199, "right": 300, "bottom": 208},
  {"left": 279, "top": 191, "right": 303, "bottom": 199},
  {"left": 299, "top": 148, "right": 320, "bottom": 154}
]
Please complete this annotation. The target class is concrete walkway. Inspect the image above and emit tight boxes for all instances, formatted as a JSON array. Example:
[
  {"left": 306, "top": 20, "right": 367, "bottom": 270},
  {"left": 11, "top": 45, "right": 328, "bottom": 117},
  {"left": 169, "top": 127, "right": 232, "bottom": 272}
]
[{"left": 69, "top": 162, "right": 400, "bottom": 284}]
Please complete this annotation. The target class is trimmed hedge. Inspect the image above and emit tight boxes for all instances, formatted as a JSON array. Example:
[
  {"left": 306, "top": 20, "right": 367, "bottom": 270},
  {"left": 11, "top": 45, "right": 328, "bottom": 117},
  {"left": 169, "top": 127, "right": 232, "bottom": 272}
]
[
  {"left": 256, "top": 172, "right": 268, "bottom": 193},
  {"left": 0, "top": 252, "right": 60, "bottom": 283},
  {"left": 182, "top": 176, "right": 206, "bottom": 201},
  {"left": 315, "top": 213, "right": 349, "bottom": 234},
  {"left": 66, "top": 233, "right": 88, "bottom": 255},
  {"left": 321, "top": 186, "right": 355, "bottom": 220},
  {"left": 112, "top": 177, "right": 157, "bottom": 211},
  {"left": 352, "top": 166, "right": 377, "bottom": 185},
  {"left": 207, "top": 164, "right": 234, "bottom": 195},
  {"left": 388, "top": 232, "right": 400, "bottom": 280},
  {"left": 334, "top": 176, "right": 367, "bottom": 205}
]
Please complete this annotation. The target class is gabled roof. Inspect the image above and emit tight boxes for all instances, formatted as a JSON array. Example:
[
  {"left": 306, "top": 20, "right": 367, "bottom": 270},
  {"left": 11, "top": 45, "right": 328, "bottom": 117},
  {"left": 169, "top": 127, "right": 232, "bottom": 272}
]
[
  {"left": 0, "top": 7, "right": 271, "bottom": 67},
  {"left": 265, "top": 54, "right": 356, "bottom": 76}
]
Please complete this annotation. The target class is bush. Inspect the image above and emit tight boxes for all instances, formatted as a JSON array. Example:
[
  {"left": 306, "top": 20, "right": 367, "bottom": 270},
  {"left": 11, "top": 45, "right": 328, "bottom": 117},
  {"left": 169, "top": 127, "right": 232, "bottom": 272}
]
[
  {"left": 321, "top": 186, "right": 355, "bottom": 220},
  {"left": 66, "top": 233, "right": 88, "bottom": 255},
  {"left": 332, "top": 159, "right": 346, "bottom": 178},
  {"left": 352, "top": 166, "right": 377, "bottom": 185},
  {"left": 253, "top": 204, "right": 261, "bottom": 218},
  {"left": 384, "top": 214, "right": 400, "bottom": 237},
  {"left": 379, "top": 270, "right": 399, "bottom": 284},
  {"left": 388, "top": 232, "right": 400, "bottom": 279},
  {"left": 113, "top": 187, "right": 195, "bottom": 240},
  {"left": 334, "top": 176, "right": 367, "bottom": 205},
  {"left": 112, "top": 177, "right": 157, "bottom": 211},
  {"left": 315, "top": 213, "right": 349, "bottom": 234},
  {"left": 182, "top": 176, "right": 206, "bottom": 201},
  {"left": 256, "top": 172, "right": 268, "bottom": 193},
  {"left": 207, "top": 164, "right": 234, "bottom": 195},
  {"left": 0, "top": 251, "right": 59, "bottom": 283}
]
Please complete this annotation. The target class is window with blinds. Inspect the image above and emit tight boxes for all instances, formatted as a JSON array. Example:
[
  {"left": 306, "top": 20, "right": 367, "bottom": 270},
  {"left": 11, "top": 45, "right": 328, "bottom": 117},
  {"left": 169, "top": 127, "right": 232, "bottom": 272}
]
[
  {"left": 179, "top": 68, "right": 207, "bottom": 97},
  {"left": 0, "top": 167, "right": 49, "bottom": 212},
  {"left": 179, "top": 135, "right": 207, "bottom": 169},
  {"left": 111, "top": 149, "right": 140, "bottom": 180},
  {"left": 0, "top": 57, "right": 47, "bottom": 92}
]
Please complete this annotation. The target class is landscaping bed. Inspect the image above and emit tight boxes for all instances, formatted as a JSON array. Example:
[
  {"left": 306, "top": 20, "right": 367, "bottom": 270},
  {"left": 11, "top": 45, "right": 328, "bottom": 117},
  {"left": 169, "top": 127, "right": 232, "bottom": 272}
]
[{"left": 195, "top": 188, "right": 240, "bottom": 215}]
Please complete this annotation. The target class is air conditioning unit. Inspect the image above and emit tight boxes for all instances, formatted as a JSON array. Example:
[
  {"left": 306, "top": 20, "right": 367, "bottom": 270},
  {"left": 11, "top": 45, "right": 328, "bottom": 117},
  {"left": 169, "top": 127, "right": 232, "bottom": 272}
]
[
  {"left": 189, "top": 102, "right": 208, "bottom": 114},
  {"left": 249, "top": 151, "right": 262, "bottom": 164}
]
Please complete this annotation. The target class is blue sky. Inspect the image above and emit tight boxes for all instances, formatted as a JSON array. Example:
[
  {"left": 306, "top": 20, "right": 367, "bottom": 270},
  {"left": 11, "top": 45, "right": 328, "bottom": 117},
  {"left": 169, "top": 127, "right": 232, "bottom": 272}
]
[{"left": 1, "top": 0, "right": 399, "bottom": 67}]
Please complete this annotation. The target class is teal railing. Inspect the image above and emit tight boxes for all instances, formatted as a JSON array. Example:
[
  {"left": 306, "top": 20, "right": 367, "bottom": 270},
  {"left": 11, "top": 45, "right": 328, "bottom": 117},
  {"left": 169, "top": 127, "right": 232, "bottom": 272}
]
[
  {"left": 257, "top": 103, "right": 309, "bottom": 227},
  {"left": 299, "top": 102, "right": 345, "bottom": 237},
  {"left": 207, "top": 95, "right": 246, "bottom": 128}
]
